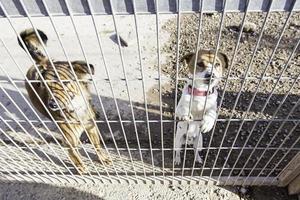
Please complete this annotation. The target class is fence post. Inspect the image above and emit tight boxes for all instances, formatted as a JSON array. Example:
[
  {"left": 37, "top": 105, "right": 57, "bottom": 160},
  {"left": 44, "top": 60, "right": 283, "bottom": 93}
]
[{"left": 278, "top": 152, "right": 300, "bottom": 194}]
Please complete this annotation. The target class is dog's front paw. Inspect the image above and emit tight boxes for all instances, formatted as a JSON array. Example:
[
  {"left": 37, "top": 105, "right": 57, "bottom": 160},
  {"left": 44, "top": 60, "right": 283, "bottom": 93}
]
[
  {"left": 196, "top": 153, "right": 203, "bottom": 164},
  {"left": 174, "top": 153, "right": 181, "bottom": 165},
  {"left": 200, "top": 117, "right": 215, "bottom": 133},
  {"left": 178, "top": 114, "right": 193, "bottom": 121},
  {"left": 76, "top": 164, "right": 88, "bottom": 175}
]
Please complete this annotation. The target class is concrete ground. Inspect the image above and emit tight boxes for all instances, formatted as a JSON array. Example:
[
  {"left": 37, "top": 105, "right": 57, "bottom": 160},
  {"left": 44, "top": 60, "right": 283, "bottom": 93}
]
[{"left": 0, "top": 180, "right": 297, "bottom": 200}]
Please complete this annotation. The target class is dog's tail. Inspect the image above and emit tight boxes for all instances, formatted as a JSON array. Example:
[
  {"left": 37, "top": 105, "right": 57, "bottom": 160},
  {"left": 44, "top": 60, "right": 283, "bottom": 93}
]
[{"left": 18, "top": 28, "right": 48, "bottom": 65}]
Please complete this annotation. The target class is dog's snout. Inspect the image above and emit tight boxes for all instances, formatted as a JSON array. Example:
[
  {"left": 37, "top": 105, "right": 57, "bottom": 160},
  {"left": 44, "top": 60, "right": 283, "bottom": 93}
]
[
  {"left": 204, "top": 73, "right": 212, "bottom": 78},
  {"left": 48, "top": 99, "right": 58, "bottom": 110}
]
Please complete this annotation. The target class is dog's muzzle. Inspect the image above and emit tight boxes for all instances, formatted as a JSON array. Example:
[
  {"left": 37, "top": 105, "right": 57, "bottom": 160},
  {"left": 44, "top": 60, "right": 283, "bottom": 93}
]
[{"left": 204, "top": 72, "right": 214, "bottom": 79}]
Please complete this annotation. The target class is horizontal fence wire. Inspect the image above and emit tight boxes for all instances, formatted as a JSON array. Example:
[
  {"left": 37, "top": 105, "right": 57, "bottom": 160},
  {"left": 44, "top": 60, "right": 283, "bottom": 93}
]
[{"left": 0, "top": 0, "right": 299, "bottom": 185}]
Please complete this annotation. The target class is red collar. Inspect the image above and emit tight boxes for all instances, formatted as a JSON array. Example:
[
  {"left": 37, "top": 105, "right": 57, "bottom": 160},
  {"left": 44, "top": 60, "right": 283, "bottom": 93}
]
[{"left": 187, "top": 85, "right": 214, "bottom": 96}]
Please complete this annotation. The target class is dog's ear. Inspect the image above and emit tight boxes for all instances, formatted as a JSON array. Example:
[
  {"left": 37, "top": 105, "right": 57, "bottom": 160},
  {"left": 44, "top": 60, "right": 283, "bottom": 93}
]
[
  {"left": 181, "top": 52, "right": 195, "bottom": 65},
  {"left": 217, "top": 52, "right": 229, "bottom": 69},
  {"left": 71, "top": 61, "right": 95, "bottom": 77}
]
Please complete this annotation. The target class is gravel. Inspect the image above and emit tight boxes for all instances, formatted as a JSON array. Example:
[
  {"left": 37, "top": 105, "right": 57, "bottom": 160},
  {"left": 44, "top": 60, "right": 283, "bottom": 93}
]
[
  {"left": 151, "top": 12, "right": 300, "bottom": 177},
  {"left": 0, "top": 181, "right": 296, "bottom": 200}
]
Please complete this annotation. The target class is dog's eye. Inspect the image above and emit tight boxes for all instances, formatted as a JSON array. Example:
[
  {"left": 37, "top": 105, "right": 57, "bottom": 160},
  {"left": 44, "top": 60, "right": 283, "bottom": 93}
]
[
  {"left": 197, "top": 62, "right": 204, "bottom": 68},
  {"left": 215, "top": 63, "right": 221, "bottom": 68}
]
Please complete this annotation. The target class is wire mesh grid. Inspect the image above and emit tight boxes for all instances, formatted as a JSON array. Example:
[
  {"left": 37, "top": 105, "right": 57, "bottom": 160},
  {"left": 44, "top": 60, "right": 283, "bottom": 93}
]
[{"left": 0, "top": 0, "right": 299, "bottom": 185}]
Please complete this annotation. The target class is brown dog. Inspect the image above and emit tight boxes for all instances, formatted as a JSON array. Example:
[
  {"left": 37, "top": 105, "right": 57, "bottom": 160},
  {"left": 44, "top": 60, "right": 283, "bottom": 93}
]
[{"left": 19, "top": 28, "right": 111, "bottom": 174}]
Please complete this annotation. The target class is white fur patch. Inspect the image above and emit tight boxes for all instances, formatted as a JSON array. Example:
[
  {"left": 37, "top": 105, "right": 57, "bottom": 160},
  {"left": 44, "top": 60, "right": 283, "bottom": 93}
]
[
  {"left": 68, "top": 95, "right": 88, "bottom": 118},
  {"left": 206, "top": 63, "right": 213, "bottom": 69}
]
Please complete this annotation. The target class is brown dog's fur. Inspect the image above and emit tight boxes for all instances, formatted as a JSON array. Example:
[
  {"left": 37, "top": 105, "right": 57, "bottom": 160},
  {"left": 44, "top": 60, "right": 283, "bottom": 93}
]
[{"left": 19, "top": 28, "right": 111, "bottom": 174}]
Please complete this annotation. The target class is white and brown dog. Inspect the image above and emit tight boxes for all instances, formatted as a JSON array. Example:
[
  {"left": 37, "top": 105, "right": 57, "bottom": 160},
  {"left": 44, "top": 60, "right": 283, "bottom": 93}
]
[{"left": 175, "top": 50, "right": 228, "bottom": 165}]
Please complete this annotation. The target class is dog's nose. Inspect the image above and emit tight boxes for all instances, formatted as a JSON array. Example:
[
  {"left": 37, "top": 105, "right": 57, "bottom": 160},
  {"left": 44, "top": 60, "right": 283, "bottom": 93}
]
[
  {"left": 48, "top": 99, "right": 58, "bottom": 110},
  {"left": 204, "top": 73, "right": 212, "bottom": 79}
]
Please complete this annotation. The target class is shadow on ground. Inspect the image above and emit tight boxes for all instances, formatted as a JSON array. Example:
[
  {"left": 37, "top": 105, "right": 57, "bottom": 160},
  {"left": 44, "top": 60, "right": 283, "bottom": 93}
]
[
  {"left": 0, "top": 180, "right": 103, "bottom": 200},
  {"left": 0, "top": 80, "right": 299, "bottom": 178}
]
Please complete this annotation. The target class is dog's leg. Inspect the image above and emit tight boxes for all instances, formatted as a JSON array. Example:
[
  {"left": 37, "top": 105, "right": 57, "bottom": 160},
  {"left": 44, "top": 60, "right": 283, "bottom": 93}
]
[
  {"left": 176, "top": 91, "right": 193, "bottom": 121},
  {"left": 200, "top": 104, "right": 217, "bottom": 133},
  {"left": 86, "top": 125, "right": 112, "bottom": 165},
  {"left": 193, "top": 131, "right": 203, "bottom": 164},
  {"left": 59, "top": 123, "right": 86, "bottom": 175},
  {"left": 174, "top": 121, "right": 187, "bottom": 165}
]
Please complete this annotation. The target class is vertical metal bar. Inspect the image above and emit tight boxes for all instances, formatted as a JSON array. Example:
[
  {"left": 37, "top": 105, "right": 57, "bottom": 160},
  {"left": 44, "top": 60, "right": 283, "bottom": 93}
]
[
  {"left": 210, "top": 0, "right": 251, "bottom": 182},
  {"left": 179, "top": 0, "right": 206, "bottom": 182},
  {"left": 231, "top": 3, "right": 295, "bottom": 186},
  {"left": 225, "top": 52, "right": 299, "bottom": 181},
  {"left": 172, "top": 0, "right": 182, "bottom": 182},
  {"left": 107, "top": 4, "right": 147, "bottom": 178},
  {"left": 196, "top": 0, "right": 228, "bottom": 181},
  {"left": 244, "top": 44, "right": 300, "bottom": 186},
  {"left": 223, "top": 3, "right": 273, "bottom": 186},
  {"left": 131, "top": 0, "right": 156, "bottom": 176},
  {"left": 62, "top": 0, "right": 132, "bottom": 181},
  {"left": 230, "top": 26, "right": 300, "bottom": 186},
  {"left": 154, "top": 0, "right": 165, "bottom": 182},
  {"left": 106, "top": 1, "right": 148, "bottom": 179},
  {"left": 40, "top": 0, "right": 115, "bottom": 181},
  {"left": 191, "top": 0, "right": 230, "bottom": 177},
  {"left": 245, "top": 99, "right": 300, "bottom": 186},
  {"left": 84, "top": 0, "right": 139, "bottom": 181}
]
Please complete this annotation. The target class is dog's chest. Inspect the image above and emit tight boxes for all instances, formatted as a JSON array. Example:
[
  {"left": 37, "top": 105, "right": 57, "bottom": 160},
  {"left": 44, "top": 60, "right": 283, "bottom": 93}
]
[
  {"left": 52, "top": 95, "right": 91, "bottom": 122},
  {"left": 63, "top": 84, "right": 93, "bottom": 122},
  {"left": 71, "top": 95, "right": 89, "bottom": 117},
  {"left": 190, "top": 94, "right": 217, "bottom": 119}
]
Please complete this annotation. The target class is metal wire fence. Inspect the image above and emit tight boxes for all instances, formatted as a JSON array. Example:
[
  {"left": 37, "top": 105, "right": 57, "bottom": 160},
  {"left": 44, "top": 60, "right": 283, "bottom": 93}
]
[{"left": 0, "top": 0, "right": 299, "bottom": 185}]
